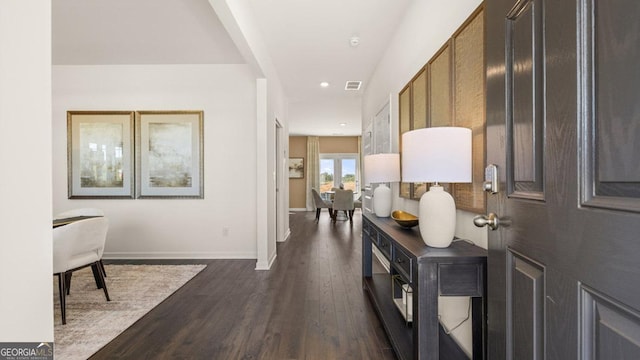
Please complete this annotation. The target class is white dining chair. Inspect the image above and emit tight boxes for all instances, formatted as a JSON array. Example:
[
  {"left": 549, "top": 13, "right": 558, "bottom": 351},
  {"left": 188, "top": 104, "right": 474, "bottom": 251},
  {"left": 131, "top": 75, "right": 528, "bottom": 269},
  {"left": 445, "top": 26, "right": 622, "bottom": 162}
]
[
  {"left": 53, "top": 208, "right": 108, "bottom": 282},
  {"left": 332, "top": 189, "right": 355, "bottom": 222},
  {"left": 53, "top": 217, "right": 110, "bottom": 324},
  {"left": 311, "top": 188, "right": 333, "bottom": 221}
]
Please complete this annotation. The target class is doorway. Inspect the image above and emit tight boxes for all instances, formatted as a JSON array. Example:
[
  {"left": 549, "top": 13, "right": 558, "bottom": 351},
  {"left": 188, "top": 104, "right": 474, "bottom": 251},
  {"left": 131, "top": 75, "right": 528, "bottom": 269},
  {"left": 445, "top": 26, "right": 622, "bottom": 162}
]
[{"left": 275, "top": 119, "right": 286, "bottom": 242}]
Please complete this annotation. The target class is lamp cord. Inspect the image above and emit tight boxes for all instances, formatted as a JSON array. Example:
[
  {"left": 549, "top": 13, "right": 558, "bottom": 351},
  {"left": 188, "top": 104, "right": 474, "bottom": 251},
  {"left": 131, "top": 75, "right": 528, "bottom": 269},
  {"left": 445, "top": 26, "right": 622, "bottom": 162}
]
[
  {"left": 452, "top": 238, "right": 474, "bottom": 245},
  {"left": 438, "top": 297, "right": 471, "bottom": 335}
]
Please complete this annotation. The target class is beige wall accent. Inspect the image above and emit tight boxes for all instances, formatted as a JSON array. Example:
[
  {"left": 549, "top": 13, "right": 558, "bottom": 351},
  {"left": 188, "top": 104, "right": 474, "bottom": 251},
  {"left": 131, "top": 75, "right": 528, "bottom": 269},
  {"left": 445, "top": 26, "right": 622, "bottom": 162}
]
[
  {"left": 289, "top": 136, "right": 307, "bottom": 208},
  {"left": 289, "top": 136, "right": 360, "bottom": 209},
  {"left": 319, "top": 136, "right": 359, "bottom": 153}
]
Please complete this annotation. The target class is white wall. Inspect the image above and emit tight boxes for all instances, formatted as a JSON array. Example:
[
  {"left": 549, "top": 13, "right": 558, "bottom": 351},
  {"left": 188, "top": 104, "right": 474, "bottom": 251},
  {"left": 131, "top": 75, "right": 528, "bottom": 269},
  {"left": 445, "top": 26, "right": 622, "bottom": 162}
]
[
  {"left": 53, "top": 64, "right": 259, "bottom": 259},
  {"left": 0, "top": 1, "right": 53, "bottom": 342},
  {"left": 362, "top": 0, "right": 486, "bottom": 355},
  {"left": 210, "top": 0, "right": 290, "bottom": 269}
]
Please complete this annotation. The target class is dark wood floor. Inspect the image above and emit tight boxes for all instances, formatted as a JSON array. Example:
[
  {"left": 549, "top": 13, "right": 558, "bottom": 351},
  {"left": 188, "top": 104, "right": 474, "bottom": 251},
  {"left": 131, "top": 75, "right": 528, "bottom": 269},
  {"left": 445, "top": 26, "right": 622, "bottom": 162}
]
[{"left": 91, "top": 211, "right": 395, "bottom": 359}]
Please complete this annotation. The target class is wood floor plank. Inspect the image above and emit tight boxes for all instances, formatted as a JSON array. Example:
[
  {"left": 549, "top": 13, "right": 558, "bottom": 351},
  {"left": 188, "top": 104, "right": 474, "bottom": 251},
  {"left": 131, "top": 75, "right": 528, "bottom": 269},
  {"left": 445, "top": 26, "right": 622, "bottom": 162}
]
[{"left": 90, "top": 211, "right": 395, "bottom": 359}]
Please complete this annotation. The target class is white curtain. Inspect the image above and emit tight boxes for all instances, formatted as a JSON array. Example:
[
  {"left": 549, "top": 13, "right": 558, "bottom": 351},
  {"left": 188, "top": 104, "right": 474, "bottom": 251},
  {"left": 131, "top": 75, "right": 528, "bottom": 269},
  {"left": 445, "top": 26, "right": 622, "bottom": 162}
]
[
  {"left": 357, "top": 135, "right": 363, "bottom": 193},
  {"left": 305, "top": 136, "right": 320, "bottom": 210}
]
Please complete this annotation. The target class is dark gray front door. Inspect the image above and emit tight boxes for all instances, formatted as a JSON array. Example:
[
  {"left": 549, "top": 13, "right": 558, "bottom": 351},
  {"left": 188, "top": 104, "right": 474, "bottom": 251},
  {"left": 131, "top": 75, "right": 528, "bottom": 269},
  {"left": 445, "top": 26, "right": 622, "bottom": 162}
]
[{"left": 485, "top": 0, "right": 640, "bottom": 358}]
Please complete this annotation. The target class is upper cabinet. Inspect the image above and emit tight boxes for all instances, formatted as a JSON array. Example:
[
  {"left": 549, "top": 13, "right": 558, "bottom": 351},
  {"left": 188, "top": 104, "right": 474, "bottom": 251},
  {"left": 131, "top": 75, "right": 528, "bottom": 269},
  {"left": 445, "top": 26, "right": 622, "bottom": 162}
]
[{"left": 398, "top": 4, "right": 486, "bottom": 214}]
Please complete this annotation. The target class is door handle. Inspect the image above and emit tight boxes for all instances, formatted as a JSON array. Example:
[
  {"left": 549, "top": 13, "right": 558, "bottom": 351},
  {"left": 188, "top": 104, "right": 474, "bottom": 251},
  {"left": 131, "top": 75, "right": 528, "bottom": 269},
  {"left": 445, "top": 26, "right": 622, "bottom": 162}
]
[{"left": 473, "top": 213, "right": 500, "bottom": 230}]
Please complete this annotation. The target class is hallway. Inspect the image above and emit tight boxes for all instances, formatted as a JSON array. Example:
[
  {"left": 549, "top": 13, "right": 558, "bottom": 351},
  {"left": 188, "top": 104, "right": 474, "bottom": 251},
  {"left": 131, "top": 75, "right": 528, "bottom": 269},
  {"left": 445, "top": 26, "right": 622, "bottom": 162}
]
[{"left": 91, "top": 211, "right": 395, "bottom": 359}]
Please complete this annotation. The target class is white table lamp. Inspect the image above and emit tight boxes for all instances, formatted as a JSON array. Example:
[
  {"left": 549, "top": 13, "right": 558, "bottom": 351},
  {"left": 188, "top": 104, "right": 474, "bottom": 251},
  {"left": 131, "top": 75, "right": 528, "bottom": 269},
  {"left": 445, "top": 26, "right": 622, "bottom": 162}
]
[
  {"left": 364, "top": 153, "right": 400, "bottom": 217},
  {"left": 402, "top": 127, "right": 472, "bottom": 247}
]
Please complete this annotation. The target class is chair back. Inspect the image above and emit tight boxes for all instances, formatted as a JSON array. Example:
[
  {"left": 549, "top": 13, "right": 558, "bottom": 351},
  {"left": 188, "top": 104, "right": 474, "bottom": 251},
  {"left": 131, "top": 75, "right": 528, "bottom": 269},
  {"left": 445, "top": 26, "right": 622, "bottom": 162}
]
[
  {"left": 53, "top": 217, "right": 109, "bottom": 274},
  {"left": 354, "top": 194, "right": 362, "bottom": 209},
  {"left": 311, "top": 189, "right": 327, "bottom": 208},
  {"left": 53, "top": 207, "right": 104, "bottom": 220},
  {"left": 332, "top": 189, "right": 354, "bottom": 211}
]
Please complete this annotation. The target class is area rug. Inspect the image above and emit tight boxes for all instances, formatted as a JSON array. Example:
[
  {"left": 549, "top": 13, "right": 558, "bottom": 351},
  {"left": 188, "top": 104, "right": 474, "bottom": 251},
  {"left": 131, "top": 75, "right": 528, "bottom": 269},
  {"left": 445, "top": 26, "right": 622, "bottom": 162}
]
[{"left": 53, "top": 264, "right": 206, "bottom": 360}]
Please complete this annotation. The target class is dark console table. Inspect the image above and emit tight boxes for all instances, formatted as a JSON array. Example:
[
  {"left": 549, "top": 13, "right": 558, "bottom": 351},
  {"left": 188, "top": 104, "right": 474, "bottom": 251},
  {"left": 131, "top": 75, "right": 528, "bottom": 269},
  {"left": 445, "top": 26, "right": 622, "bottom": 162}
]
[{"left": 362, "top": 213, "right": 487, "bottom": 360}]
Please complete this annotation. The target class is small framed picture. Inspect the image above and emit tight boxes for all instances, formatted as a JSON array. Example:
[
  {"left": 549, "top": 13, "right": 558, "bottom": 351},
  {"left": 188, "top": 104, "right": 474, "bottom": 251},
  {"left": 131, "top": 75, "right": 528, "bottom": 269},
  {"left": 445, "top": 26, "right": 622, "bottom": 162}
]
[{"left": 289, "top": 157, "right": 304, "bottom": 179}]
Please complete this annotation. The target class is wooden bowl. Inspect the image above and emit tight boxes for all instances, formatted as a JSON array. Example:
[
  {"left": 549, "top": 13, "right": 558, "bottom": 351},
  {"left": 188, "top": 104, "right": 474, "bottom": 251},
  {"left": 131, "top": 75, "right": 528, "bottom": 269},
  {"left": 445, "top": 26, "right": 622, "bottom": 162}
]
[{"left": 391, "top": 210, "right": 419, "bottom": 228}]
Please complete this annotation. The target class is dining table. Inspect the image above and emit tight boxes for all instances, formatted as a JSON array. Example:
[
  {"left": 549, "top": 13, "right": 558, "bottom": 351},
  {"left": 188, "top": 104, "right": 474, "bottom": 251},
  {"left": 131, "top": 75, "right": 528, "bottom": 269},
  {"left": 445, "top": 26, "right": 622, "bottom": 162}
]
[
  {"left": 321, "top": 190, "right": 335, "bottom": 201},
  {"left": 53, "top": 215, "right": 102, "bottom": 228}
]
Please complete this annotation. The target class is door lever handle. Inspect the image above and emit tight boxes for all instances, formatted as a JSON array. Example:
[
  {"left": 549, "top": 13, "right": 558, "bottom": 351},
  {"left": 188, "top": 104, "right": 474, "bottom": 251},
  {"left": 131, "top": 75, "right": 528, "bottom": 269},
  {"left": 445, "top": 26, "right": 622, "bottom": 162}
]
[{"left": 473, "top": 213, "right": 500, "bottom": 230}]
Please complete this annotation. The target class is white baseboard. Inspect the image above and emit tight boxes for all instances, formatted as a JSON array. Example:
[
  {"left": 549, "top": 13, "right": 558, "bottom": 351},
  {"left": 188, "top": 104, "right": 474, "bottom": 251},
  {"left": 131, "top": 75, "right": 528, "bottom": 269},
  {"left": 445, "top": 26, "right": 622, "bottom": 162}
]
[
  {"left": 278, "top": 228, "right": 291, "bottom": 242},
  {"left": 103, "top": 251, "right": 257, "bottom": 260},
  {"left": 289, "top": 208, "right": 308, "bottom": 212},
  {"left": 255, "top": 251, "right": 277, "bottom": 270}
]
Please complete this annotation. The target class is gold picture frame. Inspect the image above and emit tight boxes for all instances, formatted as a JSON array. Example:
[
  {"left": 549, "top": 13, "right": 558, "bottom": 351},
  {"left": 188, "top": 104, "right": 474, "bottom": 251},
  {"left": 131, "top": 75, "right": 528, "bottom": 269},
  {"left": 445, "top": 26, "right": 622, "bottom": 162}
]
[
  {"left": 136, "top": 111, "right": 204, "bottom": 199},
  {"left": 67, "top": 111, "right": 135, "bottom": 199}
]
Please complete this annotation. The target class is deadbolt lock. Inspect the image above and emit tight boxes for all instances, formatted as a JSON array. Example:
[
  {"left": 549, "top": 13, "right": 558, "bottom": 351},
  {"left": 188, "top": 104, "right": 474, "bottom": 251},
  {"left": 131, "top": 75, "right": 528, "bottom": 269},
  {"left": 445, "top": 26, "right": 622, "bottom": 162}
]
[{"left": 483, "top": 164, "right": 499, "bottom": 194}]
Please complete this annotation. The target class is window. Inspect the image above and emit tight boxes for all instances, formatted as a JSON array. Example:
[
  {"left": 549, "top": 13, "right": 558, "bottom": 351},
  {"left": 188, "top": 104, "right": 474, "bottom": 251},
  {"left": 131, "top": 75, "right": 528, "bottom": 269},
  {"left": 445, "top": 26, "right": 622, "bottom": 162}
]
[{"left": 319, "top": 153, "right": 360, "bottom": 194}]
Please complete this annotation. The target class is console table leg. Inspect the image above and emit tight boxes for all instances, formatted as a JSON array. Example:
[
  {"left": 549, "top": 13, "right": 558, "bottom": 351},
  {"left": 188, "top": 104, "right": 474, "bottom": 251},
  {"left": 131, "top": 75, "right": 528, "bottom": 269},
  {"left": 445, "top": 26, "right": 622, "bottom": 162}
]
[{"left": 472, "top": 296, "right": 485, "bottom": 359}]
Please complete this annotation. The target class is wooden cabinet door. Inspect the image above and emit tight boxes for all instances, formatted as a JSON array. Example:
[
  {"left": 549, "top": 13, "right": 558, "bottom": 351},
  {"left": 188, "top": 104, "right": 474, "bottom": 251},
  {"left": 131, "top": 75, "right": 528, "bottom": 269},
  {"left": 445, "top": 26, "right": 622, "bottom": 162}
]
[{"left": 486, "top": 0, "right": 640, "bottom": 358}]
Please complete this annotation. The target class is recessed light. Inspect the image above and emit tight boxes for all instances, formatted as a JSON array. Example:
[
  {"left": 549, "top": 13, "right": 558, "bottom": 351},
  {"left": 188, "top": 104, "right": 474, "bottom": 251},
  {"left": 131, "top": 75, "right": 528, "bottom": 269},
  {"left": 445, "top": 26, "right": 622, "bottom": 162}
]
[
  {"left": 320, "top": 82, "right": 329, "bottom": 88},
  {"left": 340, "top": 123, "right": 347, "bottom": 127}
]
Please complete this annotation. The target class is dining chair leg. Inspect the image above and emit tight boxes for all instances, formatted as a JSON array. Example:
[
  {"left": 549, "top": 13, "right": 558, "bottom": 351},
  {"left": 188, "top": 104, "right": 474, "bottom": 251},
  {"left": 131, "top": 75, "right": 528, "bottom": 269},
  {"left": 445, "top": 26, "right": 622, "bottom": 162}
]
[
  {"left": 91, "top": 263, "right": 103, "bottom": 289},
  {"left": 315, "top": 208, "right": 321, "bottom": 221},
  {"left": 58, "top": 272, "right": 67, "bottom": 325},
  {"left": 100, "top": 259, "right": 107, "bottom": 277},
  {"left": 95, "top": 261, "right": 110, "bottom": 301},
  {"left": 65, "top": 272, "right": 72, "bottom": 295}
]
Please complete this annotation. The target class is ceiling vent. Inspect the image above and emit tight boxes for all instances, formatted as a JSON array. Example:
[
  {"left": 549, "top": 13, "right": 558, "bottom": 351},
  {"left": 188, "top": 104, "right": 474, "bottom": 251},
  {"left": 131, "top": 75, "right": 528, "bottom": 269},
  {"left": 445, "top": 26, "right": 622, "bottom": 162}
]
[{"left": 345, "top": 81, "right": 362, "bottom": 91}]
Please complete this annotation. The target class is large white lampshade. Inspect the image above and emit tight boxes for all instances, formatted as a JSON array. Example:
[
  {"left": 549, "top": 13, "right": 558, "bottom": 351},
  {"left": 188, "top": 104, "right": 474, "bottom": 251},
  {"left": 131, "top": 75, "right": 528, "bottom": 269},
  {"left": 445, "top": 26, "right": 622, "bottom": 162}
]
[
  {"left": 402, "top": 127, "right": 472, "bottom": 247},
  {"left": 364, "top": 153, "right": 400, "bottom": 217}
]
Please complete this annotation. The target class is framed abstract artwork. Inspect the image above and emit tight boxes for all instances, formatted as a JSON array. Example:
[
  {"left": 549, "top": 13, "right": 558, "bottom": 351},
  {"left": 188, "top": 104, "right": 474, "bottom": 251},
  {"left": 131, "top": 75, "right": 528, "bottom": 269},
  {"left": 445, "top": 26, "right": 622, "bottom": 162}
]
[
  {"left": 289, "top": 157, "right": 304, "bottom": 178},
  {"left": 136, "top": 111, "right": 204, "bottom": 198},
  {"left": 67, "top": 111, "right": 135, "bottom": 198}
]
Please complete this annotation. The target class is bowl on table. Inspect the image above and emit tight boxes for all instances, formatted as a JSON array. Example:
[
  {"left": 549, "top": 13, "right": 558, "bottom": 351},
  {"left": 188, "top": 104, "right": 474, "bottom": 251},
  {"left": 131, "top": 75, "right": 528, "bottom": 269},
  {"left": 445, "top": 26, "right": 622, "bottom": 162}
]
[{"left": 391, "top": 210, "right": 419, "bottom": 228}]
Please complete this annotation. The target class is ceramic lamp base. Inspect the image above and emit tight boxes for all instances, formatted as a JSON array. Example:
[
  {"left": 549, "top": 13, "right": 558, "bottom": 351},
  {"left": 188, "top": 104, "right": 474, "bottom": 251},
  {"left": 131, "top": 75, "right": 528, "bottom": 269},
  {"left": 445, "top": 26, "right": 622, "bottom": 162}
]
[
  {"left": 418, "top": 185, "right": 455, "bottom": 247},
  {"left": 373, "top": 183, "right": 392, "bottom": 217}
]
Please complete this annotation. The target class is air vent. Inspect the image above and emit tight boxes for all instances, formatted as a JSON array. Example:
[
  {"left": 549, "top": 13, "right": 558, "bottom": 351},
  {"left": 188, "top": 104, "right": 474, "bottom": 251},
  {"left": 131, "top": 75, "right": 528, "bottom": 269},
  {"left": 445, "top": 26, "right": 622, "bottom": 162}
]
[{"left": 345, "top": 81, "right": 362, "bottom": 91}]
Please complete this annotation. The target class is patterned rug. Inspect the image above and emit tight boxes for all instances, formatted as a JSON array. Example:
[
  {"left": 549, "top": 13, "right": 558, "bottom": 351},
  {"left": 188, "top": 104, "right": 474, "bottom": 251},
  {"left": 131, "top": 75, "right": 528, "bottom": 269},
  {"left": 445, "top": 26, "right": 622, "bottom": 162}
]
[{"left": 53, "top": 264, "right": 206, "bottom": 360}]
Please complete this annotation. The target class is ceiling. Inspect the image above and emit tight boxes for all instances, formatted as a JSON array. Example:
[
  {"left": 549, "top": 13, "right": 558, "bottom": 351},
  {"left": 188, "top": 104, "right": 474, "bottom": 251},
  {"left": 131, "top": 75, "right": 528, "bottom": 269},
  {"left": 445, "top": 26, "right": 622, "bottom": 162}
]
[{"left": 52, "top": 0, "right": 412, "bottom": 136}]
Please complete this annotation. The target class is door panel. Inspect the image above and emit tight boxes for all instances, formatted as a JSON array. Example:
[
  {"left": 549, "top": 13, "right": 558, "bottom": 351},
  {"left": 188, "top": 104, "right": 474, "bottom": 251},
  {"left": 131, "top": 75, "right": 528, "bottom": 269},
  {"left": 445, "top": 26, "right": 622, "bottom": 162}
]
[
  {"left": 508, "top": 251, "right": 544, "bottom": 360},
  {"left": 580, "top": 0, "right": 640, "bottom": 211},
  {"left": 486, "top": 0, "right": 640, "bottom": 358},
  {"left": 506, "top": 0, "right": 544, "bottom": 198},
  {"left": 581, "top": 286, "right": 640, "bottom": 360}
]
